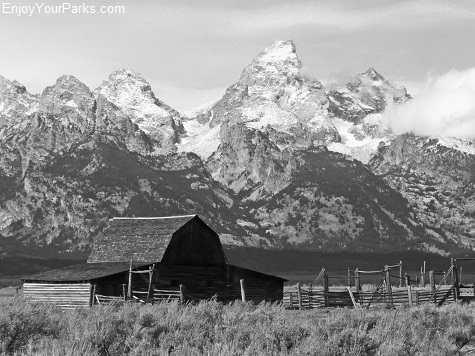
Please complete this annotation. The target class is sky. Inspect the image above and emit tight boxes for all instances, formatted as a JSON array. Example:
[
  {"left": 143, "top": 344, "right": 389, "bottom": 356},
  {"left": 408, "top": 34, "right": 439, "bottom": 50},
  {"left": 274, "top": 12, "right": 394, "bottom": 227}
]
[{"left": 0, "top": 0, "right": 475, "bottom": 112}]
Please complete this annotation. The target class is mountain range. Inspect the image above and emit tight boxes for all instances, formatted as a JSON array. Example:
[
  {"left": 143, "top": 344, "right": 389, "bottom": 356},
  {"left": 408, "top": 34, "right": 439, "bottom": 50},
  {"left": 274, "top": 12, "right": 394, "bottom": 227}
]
[{"left": 0, "top": 39, "right": 474, "bottom": 259}]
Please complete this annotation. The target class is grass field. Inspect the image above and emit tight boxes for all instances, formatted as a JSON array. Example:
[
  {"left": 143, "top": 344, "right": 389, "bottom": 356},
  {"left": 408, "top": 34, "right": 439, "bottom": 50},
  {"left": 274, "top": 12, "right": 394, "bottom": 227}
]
[{"left": 1, "top": 297, "right": 475, "bottom": 355}]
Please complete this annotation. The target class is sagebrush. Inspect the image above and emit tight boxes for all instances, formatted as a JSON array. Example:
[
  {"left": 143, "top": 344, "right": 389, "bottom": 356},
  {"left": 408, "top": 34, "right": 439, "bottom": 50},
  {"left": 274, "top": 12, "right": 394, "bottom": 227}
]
[{"left": 1, "top": 297, "right": 475, "bottom": 355}]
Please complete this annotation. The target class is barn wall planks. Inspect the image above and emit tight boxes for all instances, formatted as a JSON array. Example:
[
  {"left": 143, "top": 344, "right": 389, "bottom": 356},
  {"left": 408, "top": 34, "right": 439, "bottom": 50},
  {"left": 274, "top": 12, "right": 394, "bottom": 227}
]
[{"left": 23, "top": 283, "right": 91, "bottom": 309}]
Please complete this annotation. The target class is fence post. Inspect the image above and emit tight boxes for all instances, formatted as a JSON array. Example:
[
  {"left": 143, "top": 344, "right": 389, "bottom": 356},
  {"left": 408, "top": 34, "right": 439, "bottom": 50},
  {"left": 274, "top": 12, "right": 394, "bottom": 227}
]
[
  {"left": 415, "top": 291, "right": 419, "bottom": 306},
  {"left": 450, "top": 258, "right": 454, "bottom": 285},
  {"left": 407, "top": 284, "right": 413, "bottom": 307},
  {"left": 324, "top": 274, "right": 329, "bottom": 307},
  {"left": 122, "top": 284, "right": 127, "bottom": 303},
  {"left": 147, "top": 265, "right": 154, "bottom": 302},
  {"left": 297, "top": 283, "right": 303, "bottom": 310},
  {"left": 90, "top": 284, "right": 96, "bottom": 307},
  {"left": 179, "top": 284, "right": 185, "bottom": 305},
  {"left": 128, "top": 260, "right": 133, "bottom": 299},
  {"left": 355, "top": 268, "right": 360, "bottom": 292},
  {"left": 385, "top": 266, "right": 392, "bottom": 293},
  {"left": 453, "top": 259, "right": 459, "bottom": 302},
  {"left": 429, "top": 271, "right": 435, "bottom": 292},
  {"left": 240, "top": 279, "right": 246, "bottom": 302},
  {"left": 399, "top": 261, "right": 404, "bottom": 287},
  {"left": 385, "top": 265, "right": 393, "bottom": 306},
  {"left": 289, "top": 292, "right": 293, "bottom": 308},
  {"left": 423, "top": 261, "right": 426, "bottom": 286},
  {"left": 309, "top": 283, "right": 313, "bottom": 309}
]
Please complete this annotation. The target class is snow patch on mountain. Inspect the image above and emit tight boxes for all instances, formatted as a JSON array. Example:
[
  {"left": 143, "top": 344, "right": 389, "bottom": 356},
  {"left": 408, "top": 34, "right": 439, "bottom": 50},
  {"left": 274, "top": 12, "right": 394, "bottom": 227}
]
[
  {"left": 435, "top": 137, "right": 475, "bottom": 156},
  {"left": 178, "top": 120, "right": 220, "bottom": 159},
  {"left": 241, "top": 103, "right": 297, "bottom": 132},
  {"left": 327, "top": 115, "right": 391, "bottom": 163}
]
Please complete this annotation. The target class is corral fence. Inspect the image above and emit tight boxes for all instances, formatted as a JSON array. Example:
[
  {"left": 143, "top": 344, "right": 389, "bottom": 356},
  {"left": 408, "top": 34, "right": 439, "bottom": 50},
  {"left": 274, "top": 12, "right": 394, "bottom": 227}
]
[
  {"left": 284, "top": 258, "right": 475, "bottom": 309},
  {"left": 95, "top": 286, "right": 185, "bottom": 306},
  {"left": 283, "top": 284, "right": 455, "bottom": 309}
]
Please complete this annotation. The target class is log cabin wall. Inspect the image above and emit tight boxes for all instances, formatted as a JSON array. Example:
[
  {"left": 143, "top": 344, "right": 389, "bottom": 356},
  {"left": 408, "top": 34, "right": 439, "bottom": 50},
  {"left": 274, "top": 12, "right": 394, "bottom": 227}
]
[{"left": 23, "top": 282, "right": 92, "bottom": 309}]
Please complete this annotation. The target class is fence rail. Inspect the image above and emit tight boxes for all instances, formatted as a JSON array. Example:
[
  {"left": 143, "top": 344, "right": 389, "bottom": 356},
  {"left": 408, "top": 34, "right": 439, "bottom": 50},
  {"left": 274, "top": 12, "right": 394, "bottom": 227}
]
[
  {"left": 132, "top": 289, "right": 182, "bottom": 303},
  {"left": 95, "top": 294, "right": 124, "bottom": 305}
]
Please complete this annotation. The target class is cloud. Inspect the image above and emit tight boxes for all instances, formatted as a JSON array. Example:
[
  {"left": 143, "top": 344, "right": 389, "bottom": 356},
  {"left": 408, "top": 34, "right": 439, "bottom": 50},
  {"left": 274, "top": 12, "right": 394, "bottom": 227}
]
[
  {"left": 127, "top": 0, "right": 475, "bottom": 38},
  {"left": 221, "top": 0, "right": 475, "bottom": 35},
  {"left": 318, "top": 70, "right": 357, "bottom": 91},
  {"left": 384, "top": 67, "right": 475, "bottom": 139}
]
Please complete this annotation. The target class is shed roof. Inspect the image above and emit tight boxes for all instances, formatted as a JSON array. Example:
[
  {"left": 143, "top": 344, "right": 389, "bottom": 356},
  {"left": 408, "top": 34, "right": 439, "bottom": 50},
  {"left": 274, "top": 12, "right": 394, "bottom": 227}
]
[
  {"left": 87, "top": 215, "right": 200, "bottom": 263},
  {"left": 22, "top": 262, "right": 151, "bottom": 282},
  {"left": 230, "top": 265, "right": 288, "bottom": 282}
]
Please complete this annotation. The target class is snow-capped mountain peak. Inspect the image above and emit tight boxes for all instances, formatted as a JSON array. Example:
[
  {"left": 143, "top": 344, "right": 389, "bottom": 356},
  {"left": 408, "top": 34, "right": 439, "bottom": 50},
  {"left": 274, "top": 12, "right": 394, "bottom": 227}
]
[
  {"left": 360, "top": 67, "right": 387, "bottom": 82},
  {"left": 40, "top": 75, "right": 95, "bottom": 117},
  {"left": 0, "top": 75, "right": 39, "bottom": 127},
  {"left": 0, "top": 75, "right": 27, "bottom": 94},
  {"left": 97, "top": 68, "right": 154, "bottom": 99},
  {"left": 95, "top": 68, "right": 184, "bottom": 151},
  {"left": 254, "top": 39, "right": 300, "bottom": 68},
  {"left": 242, "top": 39, "right": 304, "bottom": 91}
]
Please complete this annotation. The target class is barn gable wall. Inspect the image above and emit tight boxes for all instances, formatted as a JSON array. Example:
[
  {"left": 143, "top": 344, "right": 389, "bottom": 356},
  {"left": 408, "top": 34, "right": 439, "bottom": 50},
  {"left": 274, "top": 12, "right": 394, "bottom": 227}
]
[{"left": 161, "top": 217, "right": 227, "bottom": 266}]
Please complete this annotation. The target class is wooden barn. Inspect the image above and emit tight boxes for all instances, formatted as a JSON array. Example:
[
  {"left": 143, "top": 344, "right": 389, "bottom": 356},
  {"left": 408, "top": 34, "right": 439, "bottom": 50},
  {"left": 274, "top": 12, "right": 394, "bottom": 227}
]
[{"left": 22, "top": 215, "right": 286, "bottom": 309}]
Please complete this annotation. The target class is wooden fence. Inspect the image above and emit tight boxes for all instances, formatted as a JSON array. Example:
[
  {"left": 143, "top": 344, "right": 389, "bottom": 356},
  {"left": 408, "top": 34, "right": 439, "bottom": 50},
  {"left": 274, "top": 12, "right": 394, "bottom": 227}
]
[
  {"left": 93, "top": 285, "right": 185, "bottom": 306},
  {"left": 132, "top": 287, "right": 183, "bottom": 303},
  {"left": 282, "top": 259, "right": 475, "bottom": 309},
  {"left": 283, "top": 284, "right": 456, "bottom": 309},
  {"left": 92, "top": 278, "right": 255, "bottom": 306}
]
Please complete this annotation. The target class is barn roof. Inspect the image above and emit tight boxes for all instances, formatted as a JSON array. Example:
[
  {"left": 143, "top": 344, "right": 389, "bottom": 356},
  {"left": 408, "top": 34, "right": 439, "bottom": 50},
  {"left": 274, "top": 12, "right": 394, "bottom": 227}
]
[
  {"left": 21, "top": 262, "right": 151, "bottom": 282},
  {"left": 87, "top": 215, "right": 200, "bottom": 263}
]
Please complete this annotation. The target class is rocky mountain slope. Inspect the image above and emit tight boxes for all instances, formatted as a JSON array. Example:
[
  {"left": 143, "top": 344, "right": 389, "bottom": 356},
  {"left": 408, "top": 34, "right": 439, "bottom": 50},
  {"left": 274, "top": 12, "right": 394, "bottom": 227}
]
[
  {"left": 0, "top": 40, "right": 474, "bottom": 258},
  {"left": 0, "top": 73, "right": 237, "bottom": 257},
  {"left": 370, "top": 135, "right": 475, "bottom": 250}
]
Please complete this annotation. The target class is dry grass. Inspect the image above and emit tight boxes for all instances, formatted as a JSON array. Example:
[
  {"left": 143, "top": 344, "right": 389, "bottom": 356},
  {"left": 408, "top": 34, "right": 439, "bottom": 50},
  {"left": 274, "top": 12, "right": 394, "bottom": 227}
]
[{"left": 1, "top": 297, "right": 475, "bottom": 355}]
